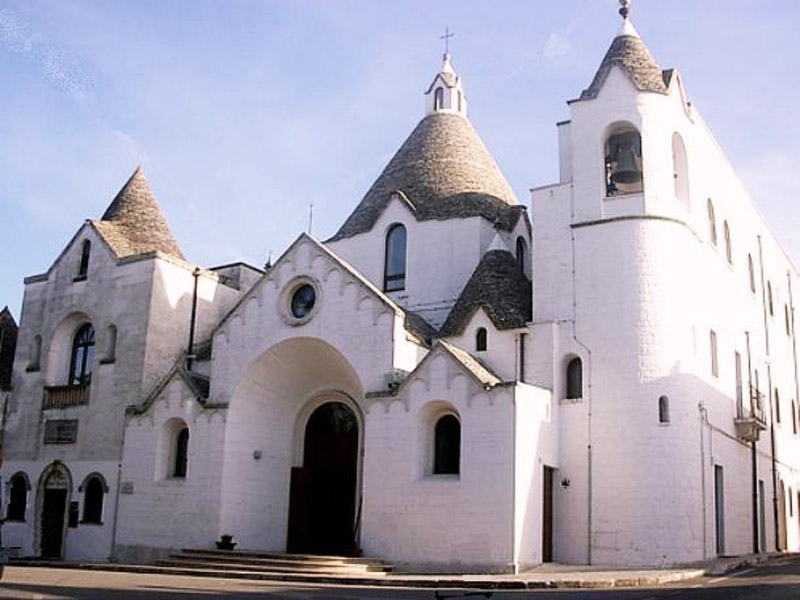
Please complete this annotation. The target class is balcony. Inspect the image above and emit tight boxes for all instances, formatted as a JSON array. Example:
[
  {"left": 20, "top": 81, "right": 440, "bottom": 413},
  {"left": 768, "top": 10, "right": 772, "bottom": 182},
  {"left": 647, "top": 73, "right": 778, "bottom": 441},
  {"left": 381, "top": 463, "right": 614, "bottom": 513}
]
[
  {"left": 43, "top": 384, "right": 90, "bottom": 410},
  {"left": 734, "top": 386, "right": 767, "bottom": 442}
]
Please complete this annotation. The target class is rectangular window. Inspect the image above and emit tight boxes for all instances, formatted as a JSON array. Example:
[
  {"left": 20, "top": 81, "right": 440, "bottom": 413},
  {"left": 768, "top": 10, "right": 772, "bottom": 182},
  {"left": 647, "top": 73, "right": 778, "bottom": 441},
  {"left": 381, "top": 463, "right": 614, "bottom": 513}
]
[
  {"left": 715, "top": 465, "right": 725, "bottom": 555},
  {"left": 735, "top": 351, "right": 743, "bottom": 417},
  {"left": 710, "top": 330, "right": 719, "bottom": 378},
  {"left": 44, "top": 419, "right": 78, "bottom": 444}
]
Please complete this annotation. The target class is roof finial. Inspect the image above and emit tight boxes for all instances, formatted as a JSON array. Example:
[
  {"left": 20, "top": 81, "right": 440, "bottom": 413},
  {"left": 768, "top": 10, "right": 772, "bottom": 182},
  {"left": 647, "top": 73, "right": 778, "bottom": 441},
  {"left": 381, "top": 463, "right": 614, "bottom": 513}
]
[
  {"left": 440, "top": 27, "right": 454, "bottom": 59},
  {"left": 619, "top": 0, "right": 631, "bottom": 20}
]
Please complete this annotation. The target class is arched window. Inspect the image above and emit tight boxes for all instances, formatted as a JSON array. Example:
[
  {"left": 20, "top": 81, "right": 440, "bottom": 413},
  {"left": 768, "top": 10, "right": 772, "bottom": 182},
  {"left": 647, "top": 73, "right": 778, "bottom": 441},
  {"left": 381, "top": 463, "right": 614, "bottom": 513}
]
[
  {"left": 787, "top": 305, "right": 792, "bottom": 336},
  {"left": 723, "top": 221, "right": 732, "bottom": 264},
  {"left": 81, "top": 475, "right": 105, "bottom": 524},
  {"left": 516, "top": 237, "right": 527, "bottom": 273},
  {"left": 173, "top": 427, "right": 189, "bottom": 478},
  {"left": 434, "top": 87, "right": 444, "bottom": 110},
  {"left": 605, "top": 126, "right": 643, "bottom": 197},
  {"left": 658, "top": 395, "right": 670, "bottom": 424},
  {"left": 566, "top": 357, "right": 583, "bottom": 400},
  {"left": 768, "top": 282, "right": 774, "bottom": 316},
  {"left": 475, "top": 327, "right": 487, "bottom": 352},
  {"left": 384, "top": 224, "right": 407, "bottom": 292},
  {"left": 748, "top": 255, "right": 756, "bottom": 293},
  {"left": 6, "top": 473, "right": 29, "bottom": 521},
  {"left": 105, "top": 325, "right": 117, "bottom": 362},
  {"left": 77, "top": 240, "right": 91, "bottom": 279},
  {"left": 775, "top": 389, "right": 781, "bottom": 423},
  {"left": 457, "top": 90, "right": 462, "bottom": 112},
  {"left": 793, "top": 401, "right": 798, "bottom": 434},
  {"left": 69, "top": 324, "right": 95, "bottom": 386},
  {"left": 672, "top": 132, "right": 689, "bottom": 207},
  {"left": 433, "top": 414, "right": 460, "bottom": 475},
  {"left": 707, "top": 199, "right": 717, "bottom": 246}
]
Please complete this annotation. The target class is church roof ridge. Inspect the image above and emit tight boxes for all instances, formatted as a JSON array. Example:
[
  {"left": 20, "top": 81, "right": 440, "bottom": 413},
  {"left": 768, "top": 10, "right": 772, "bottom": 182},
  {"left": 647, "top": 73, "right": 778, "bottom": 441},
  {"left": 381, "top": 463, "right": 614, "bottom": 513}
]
[
  {"left": 329, "top": 112, "right": 521, "bottom": 241},
  {"left": 95, "top": 167, "right": 185, "bottom": 261}
]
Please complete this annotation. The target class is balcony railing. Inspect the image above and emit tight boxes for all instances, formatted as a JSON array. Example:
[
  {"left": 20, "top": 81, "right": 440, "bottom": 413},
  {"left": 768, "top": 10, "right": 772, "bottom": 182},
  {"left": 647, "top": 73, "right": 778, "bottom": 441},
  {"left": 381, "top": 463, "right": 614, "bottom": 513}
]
[
  {"left": 734, "top": 385, "right": 767, "bottom": 442},
  {"left": 43, "top": 384, "right": 90, "bottom": 410}
]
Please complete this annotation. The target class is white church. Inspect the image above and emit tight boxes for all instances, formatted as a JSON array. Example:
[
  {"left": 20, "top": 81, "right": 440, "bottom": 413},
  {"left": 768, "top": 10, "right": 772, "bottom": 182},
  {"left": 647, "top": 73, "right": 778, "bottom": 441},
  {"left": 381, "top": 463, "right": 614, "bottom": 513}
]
[{"left": 3, "top": 4, "right": 800, "bottom": 572}]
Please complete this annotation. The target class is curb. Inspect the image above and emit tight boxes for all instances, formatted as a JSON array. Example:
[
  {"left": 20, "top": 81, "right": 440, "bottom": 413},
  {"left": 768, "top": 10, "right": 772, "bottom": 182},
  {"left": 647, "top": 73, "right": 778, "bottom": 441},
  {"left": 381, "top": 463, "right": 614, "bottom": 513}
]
[{"left": 7, "top": 561, "right": 706, "bottom": 590}]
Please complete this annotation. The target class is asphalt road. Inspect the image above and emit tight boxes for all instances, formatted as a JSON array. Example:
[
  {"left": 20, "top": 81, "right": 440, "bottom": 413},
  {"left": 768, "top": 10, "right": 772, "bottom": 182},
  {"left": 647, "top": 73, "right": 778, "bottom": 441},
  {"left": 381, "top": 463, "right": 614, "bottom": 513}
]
[{"left": 2, "top": 556, "right": 800, "bottom": 599}]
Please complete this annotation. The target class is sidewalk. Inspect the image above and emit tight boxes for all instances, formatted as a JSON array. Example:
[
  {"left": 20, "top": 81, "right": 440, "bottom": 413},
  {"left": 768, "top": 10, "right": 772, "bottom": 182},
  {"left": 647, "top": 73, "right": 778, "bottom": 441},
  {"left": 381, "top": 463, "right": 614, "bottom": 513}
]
[{"left": 11, "top": 553, "right": 789, "bottom": 590}]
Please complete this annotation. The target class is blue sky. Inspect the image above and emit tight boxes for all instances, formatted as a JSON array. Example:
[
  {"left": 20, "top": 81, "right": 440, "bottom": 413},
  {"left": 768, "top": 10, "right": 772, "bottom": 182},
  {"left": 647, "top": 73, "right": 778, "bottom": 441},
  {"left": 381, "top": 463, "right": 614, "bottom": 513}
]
[{"left": 2, "top": 0, "right": 799, "bottom": 319}]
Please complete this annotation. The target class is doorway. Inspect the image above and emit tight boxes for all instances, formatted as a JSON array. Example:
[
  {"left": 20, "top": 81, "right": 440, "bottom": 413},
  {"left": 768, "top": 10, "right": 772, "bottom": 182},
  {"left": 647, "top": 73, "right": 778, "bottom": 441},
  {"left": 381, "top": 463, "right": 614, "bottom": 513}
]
[
  {"left": 287, "top": 401, "right": 360, "bottom": 555},
  {"left": 714, "top": 465, "right": 725, "bottom": 555},
  {"left": 543, "top": 466, "right": 554, "bottom": 562},
  {"left": 39, "top": 467, "right": 70, "bottom": 559}
]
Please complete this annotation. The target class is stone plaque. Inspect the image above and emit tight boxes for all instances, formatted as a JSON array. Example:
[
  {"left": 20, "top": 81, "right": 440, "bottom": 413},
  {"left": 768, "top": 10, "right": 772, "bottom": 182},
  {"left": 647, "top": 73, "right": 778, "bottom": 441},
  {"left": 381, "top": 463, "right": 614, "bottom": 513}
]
[{"left": 120, "top": 481, "right": 135, "bottom": 494}]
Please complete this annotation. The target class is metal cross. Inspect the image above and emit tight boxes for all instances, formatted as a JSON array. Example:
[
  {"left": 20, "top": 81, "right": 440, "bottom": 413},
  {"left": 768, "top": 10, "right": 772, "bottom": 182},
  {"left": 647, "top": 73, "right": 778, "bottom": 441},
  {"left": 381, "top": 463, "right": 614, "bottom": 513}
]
[
  {"left": 619, "top": 0, "right": 631, "bottom": 19},
  {"left": 440, "top": 27, "right": 454, "bottom": 55}
]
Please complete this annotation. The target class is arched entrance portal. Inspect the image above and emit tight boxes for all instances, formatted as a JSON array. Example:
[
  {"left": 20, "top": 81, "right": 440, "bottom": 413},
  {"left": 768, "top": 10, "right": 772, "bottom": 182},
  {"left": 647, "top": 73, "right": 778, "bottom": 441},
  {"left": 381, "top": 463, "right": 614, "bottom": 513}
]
[
  {"left": 288, "top": 401, "right": 359, "bottom": 555},
  {"left": 37, "top": 463, "right": 71, "bottom": 559}
]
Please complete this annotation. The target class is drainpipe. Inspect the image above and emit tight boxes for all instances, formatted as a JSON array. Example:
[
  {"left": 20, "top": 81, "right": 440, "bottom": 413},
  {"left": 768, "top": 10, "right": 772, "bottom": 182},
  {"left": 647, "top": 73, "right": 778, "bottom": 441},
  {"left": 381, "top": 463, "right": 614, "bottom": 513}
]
[
  {"left": 568, "top": 182, "right": 594, "bottom": 564},
  {"left": 758, "top": 236, "right": 780, "bottom": 551},
  {"left": 187, "top": 267, "right": 201, "bottom": 371},
  {"left": 745, "top": 332, "right": 755, "bottom": 554}
]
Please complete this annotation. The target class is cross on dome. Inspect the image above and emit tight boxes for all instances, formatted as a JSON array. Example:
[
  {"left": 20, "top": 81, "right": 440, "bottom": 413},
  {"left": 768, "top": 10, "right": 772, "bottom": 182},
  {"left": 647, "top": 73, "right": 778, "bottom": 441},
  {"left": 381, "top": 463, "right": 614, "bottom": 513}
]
[
  {"left": 619, "top": 0, "right": 631, "bottom": 20},
  {"left": 440, "top": 27, "right": 454, "bottom": 58}
]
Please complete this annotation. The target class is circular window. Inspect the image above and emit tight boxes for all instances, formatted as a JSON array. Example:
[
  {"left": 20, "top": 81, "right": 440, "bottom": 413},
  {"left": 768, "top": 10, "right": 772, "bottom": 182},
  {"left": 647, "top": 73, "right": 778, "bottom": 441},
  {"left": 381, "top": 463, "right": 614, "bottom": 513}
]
[{"left": 290, "top": 284, "right": 316, "bottom": 319}]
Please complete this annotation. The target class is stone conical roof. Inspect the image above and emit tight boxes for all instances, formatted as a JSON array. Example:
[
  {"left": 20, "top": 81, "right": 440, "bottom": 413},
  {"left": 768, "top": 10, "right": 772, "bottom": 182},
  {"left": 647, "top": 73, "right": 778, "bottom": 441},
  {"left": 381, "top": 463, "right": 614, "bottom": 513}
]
[
  {"left": 330, "top": 113, "right": 521, "bottom": 241},
  {"left": 92, "top": 167, "right": 185, "bottom": 260},
  {"left": 579, "top": 23, "right": 669, "bottom": 100}
]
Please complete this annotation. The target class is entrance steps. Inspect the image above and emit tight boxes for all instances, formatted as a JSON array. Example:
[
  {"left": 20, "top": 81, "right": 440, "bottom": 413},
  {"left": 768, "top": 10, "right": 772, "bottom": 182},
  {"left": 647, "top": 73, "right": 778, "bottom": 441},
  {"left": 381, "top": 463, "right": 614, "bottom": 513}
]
[{"left": 154, "top": 548, "right": 394, "bottom": 578}]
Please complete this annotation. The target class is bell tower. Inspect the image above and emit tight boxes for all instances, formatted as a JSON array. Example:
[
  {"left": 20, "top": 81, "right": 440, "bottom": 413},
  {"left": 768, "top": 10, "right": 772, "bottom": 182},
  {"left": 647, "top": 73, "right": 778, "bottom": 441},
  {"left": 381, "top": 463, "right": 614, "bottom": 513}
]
[{"left": 424, "top": 29, "right": 468, "bottom": 118}]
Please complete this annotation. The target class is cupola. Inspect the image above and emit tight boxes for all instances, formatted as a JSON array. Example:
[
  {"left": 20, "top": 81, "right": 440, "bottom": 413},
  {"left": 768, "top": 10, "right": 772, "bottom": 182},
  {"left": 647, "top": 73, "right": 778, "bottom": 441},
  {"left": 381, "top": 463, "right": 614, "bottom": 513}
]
[{"left": 424, "top": 48, "right": 467, "bottom": 118}]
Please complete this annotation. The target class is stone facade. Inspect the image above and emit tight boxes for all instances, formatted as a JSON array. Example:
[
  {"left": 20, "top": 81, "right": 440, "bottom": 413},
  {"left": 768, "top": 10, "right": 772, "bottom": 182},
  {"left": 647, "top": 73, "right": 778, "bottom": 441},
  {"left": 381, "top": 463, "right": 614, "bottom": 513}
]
[{"left": 1, "top": 15, "right": 799, "bottom": 572}]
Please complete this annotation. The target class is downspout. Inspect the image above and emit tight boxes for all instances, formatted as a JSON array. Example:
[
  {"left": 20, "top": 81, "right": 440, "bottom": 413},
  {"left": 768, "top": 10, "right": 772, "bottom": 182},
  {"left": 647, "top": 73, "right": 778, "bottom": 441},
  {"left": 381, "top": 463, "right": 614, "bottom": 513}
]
[
  {"left": 569, "top": 182, "right": 594, "bottom": 564},
  {"left": 758, "top": 236, "right": 780, "bottom": 551},
  {"left": 187, "top": 267, "right": 201, "bottom": 371},
  {"left": 746, "top": 332, "right": 755, "bottom": 555},
  {"left": 109, "top": 411, "right": 128, "bottom": 560}
]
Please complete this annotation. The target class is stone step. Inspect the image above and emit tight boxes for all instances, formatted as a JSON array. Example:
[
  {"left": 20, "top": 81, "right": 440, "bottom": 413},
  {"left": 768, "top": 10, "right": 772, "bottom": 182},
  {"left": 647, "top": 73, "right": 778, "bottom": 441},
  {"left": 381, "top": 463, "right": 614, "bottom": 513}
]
[
  {"left": 157, "top": 557, "right": 389, "bottom": 576},
  {"left": 180, "top": 548, "right": 390, "bottom": 567},
  {"left": 168, "top": 552, "right": 392, "bottom": 572}
]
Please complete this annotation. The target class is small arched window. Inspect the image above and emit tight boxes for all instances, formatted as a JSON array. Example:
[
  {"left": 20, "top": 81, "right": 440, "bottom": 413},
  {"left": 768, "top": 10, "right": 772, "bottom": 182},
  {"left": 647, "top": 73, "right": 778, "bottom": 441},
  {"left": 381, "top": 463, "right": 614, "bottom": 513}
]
[
  {"left": 566, "top": 357, "right": 583, "bottom": 400},
  {"left": 81, "top": 475, "right": 105, "bottom": 524},
  {"left": 434, "top": 87, "right": 444, "bottom": 110},
  {"left": 707, "top": 199, "right": 717, "bottom": 246},
  {"left": 77, "top": 240, "right": 91, "bottom": 279},
  {"left": 672, "top": 132, "right": 689, "bottom": 207},
  {"left": 457, "top": 90, "right": 462, "bottom": 112},
  {"left": 69, "top": 323, "right": 95, "bottom": 386},
  {"left": 748, "top": 255, "right": 756, "bottom": 293},
  {"left": 516, "top": 237, "right": 527, "bottom": 273},
  {"left": 173, "top": 427, "right": 189, "bottom": 478},
  {"left": 658, "top": 395, "right": 670, "bottom": 424},
  {"left": 105, "top": 325, "right": 117, "bottom": 362},
  {"left": 768, "top": 282, "right": 774, "bottom": 316},
  {"left": 433, "top": 414, "right": 460, "bottom": 475},
  {"left": 605, "top": 126, "right": 643, "bottom": 197},
  {"left": 723, "top": 221, "right": 732, "bottom": 264},
  {"left": 6, "top": 473, "right": 29, "bottom": 521},
  {"left": 30, "top": 334, "right": 42, "bottom": 370},
  {"left": 475, "top": 327, "right": 487, "bottom": 352},
  {"left": 384, "top": 224, "right": 407, "bottom": 292}
]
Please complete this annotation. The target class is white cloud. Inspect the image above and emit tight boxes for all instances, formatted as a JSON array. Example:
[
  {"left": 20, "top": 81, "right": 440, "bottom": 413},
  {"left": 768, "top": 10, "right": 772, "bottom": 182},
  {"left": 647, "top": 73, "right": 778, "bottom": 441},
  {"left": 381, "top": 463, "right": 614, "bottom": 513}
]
[{"left": 543, "top": 32, "right": 571, "bottom": 60}]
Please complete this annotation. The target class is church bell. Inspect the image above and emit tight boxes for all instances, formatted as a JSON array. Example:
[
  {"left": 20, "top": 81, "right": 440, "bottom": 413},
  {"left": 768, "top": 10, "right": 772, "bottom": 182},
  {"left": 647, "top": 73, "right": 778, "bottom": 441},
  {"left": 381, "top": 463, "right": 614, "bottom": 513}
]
[{"left": 610, "top": 143, "right": 642, "bottom": 184}]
